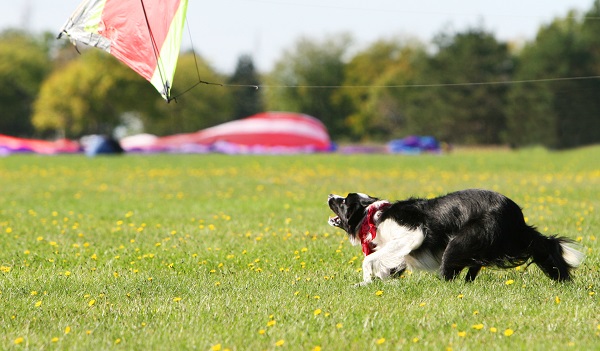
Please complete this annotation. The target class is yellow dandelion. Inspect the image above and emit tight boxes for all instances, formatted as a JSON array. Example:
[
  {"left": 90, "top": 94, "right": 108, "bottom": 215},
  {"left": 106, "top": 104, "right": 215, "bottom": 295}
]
[
  {"left": 555, "top": 296, "right": 560, "bottom": 304},
  {"left": 489, "top": 327, "right": 497, "bottom": 333},
  {"left": 458, "top": 331, "right": 467, "bottom": 337},
  {"left": 375, "top": 290, "right": 384, "bottom": 296},
  {"left": 34, "top": 300, "right": 42, "bottom": 307},
  {"left": 64, "top": 271, "right": 71, "bottom": 277},
  {"left": 419, "top": 302, "right": 426, "bottom": 307},
  {"left": 457, "top": 294, "right": 464, "bottom": 299},
  {"left": 275, "top": 339, "right": 285, "bottom": 347},
  {"left": 51, "top": 337, "right": 59, "bottom": 343},
  {"left": 313, "top": 346, "right": 322, "bottom": 351},
  {"left": 376, "top": 338, "right": 386, "bottom": 345},
  {"left": 88, "top": 299, "right": 96, "bottom": 306},
  {"left": 212, "top": 344, "right": 222, "bottom": 351},
  {"left": 336, "top": 323, "right": 343, "bottom": 329},
  {"left": 504, "top": 329, "right": 514, "bottom": 337},
  {"left": 412, "top": 337, "right": 420, "bottom": 343},
  {"left": 0, "top": 266, "right": 11, "bottom": 273},
  {"left": 314, "top": 309, "right": 322, "bottom": 316},
  {"left": 173, "top": 297, "right": 182, "bottom": 302},
  {"left": 14, "top": 337, "right": 24, "bottom": 345},
  {"left": 65, "top": 326, "right": 71, "bottom": 334},
  {"left": 115, "top": 338, "right": 121, "bottom": 344},
  {"left": 472, "top": 324, "right": 484, "bottom": 330},
  {"left": 267, "top": 320, "right": 276, "bottom": 327},
  {"left": 505, "top": 279, "right": 514, "bottom": 285},
  {"left": 258, "top": 329, "right": 266, "bottom": 335}
]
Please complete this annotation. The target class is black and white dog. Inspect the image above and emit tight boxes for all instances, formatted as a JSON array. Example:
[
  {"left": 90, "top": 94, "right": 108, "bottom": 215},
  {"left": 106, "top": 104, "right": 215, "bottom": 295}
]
[{"left": 327, "top": 189, "right": 584, "bottom": 286}]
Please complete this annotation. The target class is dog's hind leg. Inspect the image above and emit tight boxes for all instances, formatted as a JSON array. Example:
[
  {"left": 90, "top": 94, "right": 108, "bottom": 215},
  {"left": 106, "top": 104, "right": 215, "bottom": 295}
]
[
  {"left": 440, "top": 264, "right": 465, "bottom": 281},
  {"left": 439, "top": 241, "right": 470, "bottom": 281},
  {"left": 465, "top": 266, "right": 482, "bottom": 282},
  {"left": 440, "top": 226, "right": 485, "bottom": 281}
]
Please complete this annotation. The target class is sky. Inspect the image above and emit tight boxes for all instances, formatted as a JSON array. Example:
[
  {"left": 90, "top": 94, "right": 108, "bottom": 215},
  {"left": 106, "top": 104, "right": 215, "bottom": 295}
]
[{"left": 1, "top": 0, "right": 595, "bottom": 73}]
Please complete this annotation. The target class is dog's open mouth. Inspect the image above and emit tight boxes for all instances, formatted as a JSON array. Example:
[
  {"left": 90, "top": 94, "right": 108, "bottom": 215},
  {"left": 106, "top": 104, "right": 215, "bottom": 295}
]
[{"left": 328, "top": 215, "right": 341, "bottom": 227}]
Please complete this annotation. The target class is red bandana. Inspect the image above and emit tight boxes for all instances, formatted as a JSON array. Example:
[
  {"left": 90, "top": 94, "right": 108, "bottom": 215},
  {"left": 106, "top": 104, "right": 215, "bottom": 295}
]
[{"left": 358, "top": 201, "right": 391, "bottom": 256}]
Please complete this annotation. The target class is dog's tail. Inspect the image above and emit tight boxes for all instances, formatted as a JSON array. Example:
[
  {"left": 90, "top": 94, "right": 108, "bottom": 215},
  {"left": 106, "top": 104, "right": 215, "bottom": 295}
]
[{"left": 529, "top": 228, "right": 585, "bottom": 281}]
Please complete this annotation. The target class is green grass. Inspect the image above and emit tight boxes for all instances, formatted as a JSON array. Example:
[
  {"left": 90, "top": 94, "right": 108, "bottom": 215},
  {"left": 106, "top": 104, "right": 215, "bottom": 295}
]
[{"left": 1, "top": 147, "right": 599, "bottom": 350}]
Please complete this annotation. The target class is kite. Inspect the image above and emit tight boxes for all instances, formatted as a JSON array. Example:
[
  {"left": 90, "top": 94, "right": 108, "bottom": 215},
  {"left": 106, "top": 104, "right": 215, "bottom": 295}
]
[{"left": 59, "top": 0, "right": 189, "bottom": 101}]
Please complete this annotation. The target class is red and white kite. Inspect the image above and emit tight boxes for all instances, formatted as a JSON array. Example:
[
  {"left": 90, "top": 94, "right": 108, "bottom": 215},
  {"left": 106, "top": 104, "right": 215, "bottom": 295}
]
[{"left": 59, "top": 0, "right": 189, "bottom": 101}]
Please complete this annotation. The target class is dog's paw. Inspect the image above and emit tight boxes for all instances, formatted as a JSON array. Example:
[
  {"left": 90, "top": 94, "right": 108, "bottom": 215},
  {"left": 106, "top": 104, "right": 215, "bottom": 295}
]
[{"left": 353, "top": 281, "right": 371, "bottom": 288}]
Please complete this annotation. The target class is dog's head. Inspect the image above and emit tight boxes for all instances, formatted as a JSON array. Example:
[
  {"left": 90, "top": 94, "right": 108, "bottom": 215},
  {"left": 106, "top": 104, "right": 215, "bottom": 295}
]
[{"left": 328, "top": 193, "right": 379, "bottom": 239}]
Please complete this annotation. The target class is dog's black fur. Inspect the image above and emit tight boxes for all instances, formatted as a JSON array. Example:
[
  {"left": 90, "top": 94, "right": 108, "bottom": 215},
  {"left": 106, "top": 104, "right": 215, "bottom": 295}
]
[{"left": 328, "top": 189, "right": 583, "bottom": 285}]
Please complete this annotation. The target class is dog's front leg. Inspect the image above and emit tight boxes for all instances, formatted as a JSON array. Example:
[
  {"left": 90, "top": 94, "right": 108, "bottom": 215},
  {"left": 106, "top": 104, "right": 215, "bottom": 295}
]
[
  {"left": 355, "top": 251, "right": 383, "bottom": 287},
  {"left": 352, "top": 255, "right": 374, "bottom": 287}
]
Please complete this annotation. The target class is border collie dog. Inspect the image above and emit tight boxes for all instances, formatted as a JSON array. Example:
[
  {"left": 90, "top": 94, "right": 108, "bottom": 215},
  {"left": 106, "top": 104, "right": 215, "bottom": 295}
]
[{"left": 327, "top": 189, "right": 584, "bottom": 286}]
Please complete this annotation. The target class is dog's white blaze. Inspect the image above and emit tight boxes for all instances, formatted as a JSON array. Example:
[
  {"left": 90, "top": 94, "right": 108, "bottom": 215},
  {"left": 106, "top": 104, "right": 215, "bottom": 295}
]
[
  {"left": 375, "top": 219, "right": 439, "bottom": 271},
  {"left": 373, "top": 220, "right": 424, "bottom": 248},
  {"left": 360, "top": 220, "right": 425, "bottom": 283},
  {"left": 561, "top": 243, "right": 585, "bottom": 267}
]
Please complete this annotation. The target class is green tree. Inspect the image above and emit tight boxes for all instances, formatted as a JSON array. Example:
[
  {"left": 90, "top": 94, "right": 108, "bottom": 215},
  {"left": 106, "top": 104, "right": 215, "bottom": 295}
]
[
  {"left": 404, "top": 28, "right": 513, "bottom": 145},
  {"left": 147, "top": 52, "right": 234, "bottom": 135},
  {"left": 341, "top": 38, "right": 426, "bottom": 140},
  {"left": 0, "top": 30, "right": 50, "bottom": 136},
  {"left": 264, "top": 34, "right": 354, "bottom": 138},
  {"left": 228, "top": 54, "right": 263, "bottom": 119},
  {"left": 32, "top": 50, "right": 156, "bottom": 138},
  {"left": 506, "top": 6, "right": 600, "bottom": 148}
]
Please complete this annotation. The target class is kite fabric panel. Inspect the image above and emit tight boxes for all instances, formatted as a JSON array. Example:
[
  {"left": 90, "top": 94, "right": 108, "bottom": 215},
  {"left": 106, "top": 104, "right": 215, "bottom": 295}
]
[{"left": 59, "top": 0, "right": 189, "bottom": 101}]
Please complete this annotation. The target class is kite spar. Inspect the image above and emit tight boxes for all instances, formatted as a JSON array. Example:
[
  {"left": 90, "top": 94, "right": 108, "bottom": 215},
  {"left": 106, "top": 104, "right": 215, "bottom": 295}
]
[{"left": 59, "top": 0, "right": 189, "bottom": 102}]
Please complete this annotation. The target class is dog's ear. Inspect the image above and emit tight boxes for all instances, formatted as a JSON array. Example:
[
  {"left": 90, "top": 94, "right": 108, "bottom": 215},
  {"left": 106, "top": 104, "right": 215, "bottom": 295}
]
[{"left": 347, "top": 193, "right": 378, "bottom": 207}]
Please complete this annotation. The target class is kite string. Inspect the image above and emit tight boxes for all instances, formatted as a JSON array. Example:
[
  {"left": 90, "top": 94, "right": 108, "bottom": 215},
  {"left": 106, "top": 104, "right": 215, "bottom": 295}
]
[
  {"left": 168, "top": 17, "right": 232, "bottom": 102},
  {"left": 168, "top": 74, "right": 599, "bottom": 101},
  {"left": 169, "top": 14, "right": 599, "bottom": 98},
  {"left": 223, "top": 75, "right": 600, "bottom": 89}
]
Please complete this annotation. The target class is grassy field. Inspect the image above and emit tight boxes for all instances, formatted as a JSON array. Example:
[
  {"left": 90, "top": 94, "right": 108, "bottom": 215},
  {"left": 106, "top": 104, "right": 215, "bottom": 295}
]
[{"left": 0, "top": 147, "right": 599, "bottom": 350}]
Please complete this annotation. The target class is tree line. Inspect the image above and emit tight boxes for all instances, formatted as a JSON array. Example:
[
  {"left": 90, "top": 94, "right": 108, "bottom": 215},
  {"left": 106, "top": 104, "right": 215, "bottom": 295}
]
[{"left": 1, "top": 1, "right": 599, "bottom": 148}]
